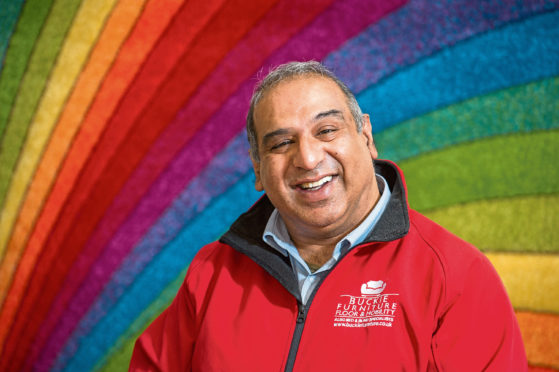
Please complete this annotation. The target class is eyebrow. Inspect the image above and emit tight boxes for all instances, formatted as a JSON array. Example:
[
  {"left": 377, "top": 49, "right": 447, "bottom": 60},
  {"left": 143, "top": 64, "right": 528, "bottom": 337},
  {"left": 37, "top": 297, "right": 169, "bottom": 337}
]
[{"left": 313, "top": 109, "right": 344, "bottom": 121}]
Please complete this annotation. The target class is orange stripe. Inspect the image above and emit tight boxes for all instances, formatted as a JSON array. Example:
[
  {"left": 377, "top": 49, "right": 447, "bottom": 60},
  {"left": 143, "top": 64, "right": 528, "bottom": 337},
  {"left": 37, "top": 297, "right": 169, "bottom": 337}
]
[
  {"left": 0, "top": 0, "right": 184, "bottom": 352},
  {"left": 517, "top": 310, "right": 559, "bottom": 369}
]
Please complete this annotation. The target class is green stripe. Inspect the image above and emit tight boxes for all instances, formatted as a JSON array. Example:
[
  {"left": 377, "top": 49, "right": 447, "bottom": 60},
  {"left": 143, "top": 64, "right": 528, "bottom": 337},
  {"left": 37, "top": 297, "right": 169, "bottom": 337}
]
[
  {"left": 0, "top": 0, "right": 83, "bottom": 208},
  {"left": 376, "top": 77, "right": 559, "bottom": 162},
  {"left": 400, "top": 130, "right": 559, "bottom": 211},
  {"left": 95, "top": 268, "right": 188, "bottom": 372},
  {"left": 95, "top": 335, "right": 137, "bottom": 372},
  {"left": 423, "top": 194, "right": 559, "bottom": 253},
  {"left": 0, "top": 0, "right": 54, "bottom": 138}
]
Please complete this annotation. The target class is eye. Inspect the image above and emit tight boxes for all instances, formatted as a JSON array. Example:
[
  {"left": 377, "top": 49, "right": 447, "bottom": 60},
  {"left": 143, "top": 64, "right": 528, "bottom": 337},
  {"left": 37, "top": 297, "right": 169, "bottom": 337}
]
[
  {"left": 270, "top": 139, "right": 293, "bottom": 151},
  {"left": 317, "top": 126, "right": 338, "bottom": 139}
]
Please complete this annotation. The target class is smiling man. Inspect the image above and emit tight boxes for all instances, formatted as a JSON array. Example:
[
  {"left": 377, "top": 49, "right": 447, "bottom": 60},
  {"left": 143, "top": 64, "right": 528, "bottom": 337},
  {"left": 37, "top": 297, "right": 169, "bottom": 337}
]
[{"left": 130, "top": 61, "right": 527, "bottom": 371}]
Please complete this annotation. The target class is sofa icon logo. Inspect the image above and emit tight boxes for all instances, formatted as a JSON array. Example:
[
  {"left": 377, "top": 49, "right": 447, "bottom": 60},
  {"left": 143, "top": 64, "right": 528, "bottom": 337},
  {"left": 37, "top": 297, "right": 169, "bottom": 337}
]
[{"left": 361, "top": 280, "right": 386, "bottom": 295}]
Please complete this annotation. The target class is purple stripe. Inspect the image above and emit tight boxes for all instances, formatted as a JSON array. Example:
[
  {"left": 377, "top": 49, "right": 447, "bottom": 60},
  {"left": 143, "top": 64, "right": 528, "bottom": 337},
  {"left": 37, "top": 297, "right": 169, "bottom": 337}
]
[{"left": 32, "top": 0, "right": 404, "bottom": 369}]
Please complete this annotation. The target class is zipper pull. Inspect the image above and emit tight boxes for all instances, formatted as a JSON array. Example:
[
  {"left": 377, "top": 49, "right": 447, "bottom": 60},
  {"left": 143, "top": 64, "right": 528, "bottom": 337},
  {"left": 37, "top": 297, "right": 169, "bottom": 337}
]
[{"left": 296, "top": 305, "right": 306, "bottom": 323}]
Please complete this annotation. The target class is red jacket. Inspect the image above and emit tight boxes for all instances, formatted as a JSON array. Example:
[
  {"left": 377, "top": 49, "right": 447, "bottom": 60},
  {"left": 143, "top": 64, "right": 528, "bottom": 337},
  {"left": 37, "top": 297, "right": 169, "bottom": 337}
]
[{"left": 130, "top": 161, "right": 527, "bottom": 371}]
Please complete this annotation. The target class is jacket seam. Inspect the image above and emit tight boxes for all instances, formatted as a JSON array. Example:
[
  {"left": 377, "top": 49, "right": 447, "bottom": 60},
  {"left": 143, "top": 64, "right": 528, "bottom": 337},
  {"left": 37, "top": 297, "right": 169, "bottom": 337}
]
[
  {"left": 184, "top": 242, "right": 225, "bottom": 341},
  {"left": 408, "top": 216, "right": 449, "bottom": 371},
  {"left": 408, "top": 216, "right": 449, "bottom": 311}
]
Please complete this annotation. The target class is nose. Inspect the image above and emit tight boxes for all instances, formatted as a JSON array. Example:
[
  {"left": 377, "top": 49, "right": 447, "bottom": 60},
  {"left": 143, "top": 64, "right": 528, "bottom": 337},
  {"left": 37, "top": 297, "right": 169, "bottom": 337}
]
[{"left": 292, "top": 136, "right": 324, "bottom": 170}]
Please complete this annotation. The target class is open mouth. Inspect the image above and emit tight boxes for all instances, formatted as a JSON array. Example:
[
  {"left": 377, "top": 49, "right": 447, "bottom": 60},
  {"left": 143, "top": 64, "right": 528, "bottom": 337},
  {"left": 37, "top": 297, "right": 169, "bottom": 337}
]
[{"left": 298, "top": 175, "right": 333, "bottom": 191}]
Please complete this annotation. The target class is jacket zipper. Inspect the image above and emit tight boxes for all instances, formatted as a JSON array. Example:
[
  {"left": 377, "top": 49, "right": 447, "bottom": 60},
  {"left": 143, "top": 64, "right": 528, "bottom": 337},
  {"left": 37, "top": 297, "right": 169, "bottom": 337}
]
[
  {"left": 284, "top": 302, "right": 307, "bottom": 372},
  {"left": 281, "top": 244, "right": 379, "bottom": 371}
]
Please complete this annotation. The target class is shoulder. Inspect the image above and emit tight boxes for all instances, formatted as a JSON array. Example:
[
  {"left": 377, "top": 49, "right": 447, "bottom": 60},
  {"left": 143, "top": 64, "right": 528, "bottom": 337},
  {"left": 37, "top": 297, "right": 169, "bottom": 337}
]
[
  {"left": 183, "top": 241, "right": 235, "bottom": 289},
  {"left": 408, "top": 209, "right": 488, "bottom": 266},
  {"left": 185, "top": 241, "right": 240, "bottom": 275},
  {"left": 183, "top": 240, "right": 268, "bottom": 291},
  {"left": 406, "top": 210, "right": 499, "bottom": 296}
]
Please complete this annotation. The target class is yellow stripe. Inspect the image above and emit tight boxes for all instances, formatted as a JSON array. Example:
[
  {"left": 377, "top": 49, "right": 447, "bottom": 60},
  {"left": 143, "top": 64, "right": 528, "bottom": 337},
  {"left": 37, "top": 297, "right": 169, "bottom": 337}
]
[
  {"left": 485, "top": 253, "right": 559, "bottom": 313},
  {"left": 0, "top": 0, "right": 118, "bottom": 254},
  {"left": 423, "top": 194, "right": 559, "bottom": 253}
]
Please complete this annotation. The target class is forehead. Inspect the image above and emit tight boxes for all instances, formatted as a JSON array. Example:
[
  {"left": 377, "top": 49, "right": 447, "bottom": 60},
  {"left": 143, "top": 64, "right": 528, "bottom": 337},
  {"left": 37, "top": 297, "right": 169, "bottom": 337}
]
[{"left": 253, "top": 76, "right": 349, "bottom": 131}]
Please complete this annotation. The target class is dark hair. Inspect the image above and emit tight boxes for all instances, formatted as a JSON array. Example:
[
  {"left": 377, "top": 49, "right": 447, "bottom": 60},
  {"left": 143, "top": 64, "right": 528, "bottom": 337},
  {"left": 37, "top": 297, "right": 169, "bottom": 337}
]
[{"left": 246, "top": 61, "right": 363, "bottom": 161}]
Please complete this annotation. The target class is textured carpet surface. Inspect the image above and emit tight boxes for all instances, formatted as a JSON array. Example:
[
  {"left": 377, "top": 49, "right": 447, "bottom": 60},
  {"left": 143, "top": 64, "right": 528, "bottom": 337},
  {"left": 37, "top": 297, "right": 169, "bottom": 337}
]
[{"left": 0, "top": 0, "right": 557, "bottom": 370}]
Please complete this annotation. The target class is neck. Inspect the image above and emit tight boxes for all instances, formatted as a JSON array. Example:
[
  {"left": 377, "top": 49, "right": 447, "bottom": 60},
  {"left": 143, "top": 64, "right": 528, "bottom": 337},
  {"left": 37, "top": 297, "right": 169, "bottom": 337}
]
[{"left": 293, "top": 238, "right": 337, "bottom": 271}]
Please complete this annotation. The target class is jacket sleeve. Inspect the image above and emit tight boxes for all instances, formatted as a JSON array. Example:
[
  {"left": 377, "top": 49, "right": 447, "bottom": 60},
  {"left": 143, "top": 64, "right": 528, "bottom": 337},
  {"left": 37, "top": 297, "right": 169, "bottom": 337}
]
[
  {"left": 431, "top": 253, "right": 528, "bottom": 370},
  {"left": 129, "top": 279, "right": 196, "bottom": 371}
]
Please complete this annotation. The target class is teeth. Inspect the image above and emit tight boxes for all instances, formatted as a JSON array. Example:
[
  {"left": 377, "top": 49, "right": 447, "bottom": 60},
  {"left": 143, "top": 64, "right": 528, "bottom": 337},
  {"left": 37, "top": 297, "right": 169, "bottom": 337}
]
[{"left": 300, "top": 176, "right": 332, "bottom": 190}]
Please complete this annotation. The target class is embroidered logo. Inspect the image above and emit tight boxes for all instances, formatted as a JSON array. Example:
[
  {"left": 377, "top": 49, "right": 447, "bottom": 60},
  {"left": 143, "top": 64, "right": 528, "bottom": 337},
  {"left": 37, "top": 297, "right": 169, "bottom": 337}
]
[
  {"left": 333, "top": 280, "right": 399, "bottom": 328},
  {"left": 361, "top": 280, "right": 386, "bottom": 295}
]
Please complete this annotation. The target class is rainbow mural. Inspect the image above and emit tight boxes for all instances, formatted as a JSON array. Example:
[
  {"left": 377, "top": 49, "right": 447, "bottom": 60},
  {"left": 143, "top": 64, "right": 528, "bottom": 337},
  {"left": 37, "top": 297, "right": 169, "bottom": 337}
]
[{"left": 0, "top": 0, "right": 557, "bottom": 370}]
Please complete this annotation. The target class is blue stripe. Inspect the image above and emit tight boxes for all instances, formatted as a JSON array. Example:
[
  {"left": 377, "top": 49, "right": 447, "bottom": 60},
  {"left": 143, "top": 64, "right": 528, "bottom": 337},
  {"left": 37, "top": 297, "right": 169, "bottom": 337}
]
[{"left": 357, "top": 11, "right": 559, "bottom": 132}]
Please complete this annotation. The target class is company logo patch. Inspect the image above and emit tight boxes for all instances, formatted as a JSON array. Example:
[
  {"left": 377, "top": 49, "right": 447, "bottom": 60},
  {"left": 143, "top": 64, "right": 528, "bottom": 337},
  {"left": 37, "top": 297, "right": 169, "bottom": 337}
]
[{"left": 333, "top": 280, "right": 399, "bottom": 328}]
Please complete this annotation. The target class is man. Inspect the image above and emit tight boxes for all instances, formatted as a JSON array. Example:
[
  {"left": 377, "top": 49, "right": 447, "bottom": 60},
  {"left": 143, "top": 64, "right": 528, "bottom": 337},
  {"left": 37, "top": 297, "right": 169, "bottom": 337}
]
[{"left": 130, "top": 61, "right": 527, "bottom": 371}]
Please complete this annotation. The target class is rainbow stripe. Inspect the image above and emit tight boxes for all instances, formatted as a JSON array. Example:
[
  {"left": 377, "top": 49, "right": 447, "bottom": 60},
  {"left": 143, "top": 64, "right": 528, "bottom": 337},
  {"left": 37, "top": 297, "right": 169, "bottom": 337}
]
[{"left": 0, "top": 0, "right": 557, "bottom": 370}]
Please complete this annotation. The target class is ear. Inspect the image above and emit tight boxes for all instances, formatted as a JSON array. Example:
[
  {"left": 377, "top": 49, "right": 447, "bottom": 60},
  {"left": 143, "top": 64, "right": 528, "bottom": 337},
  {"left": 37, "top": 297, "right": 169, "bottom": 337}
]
[
  {"left": 361, "top": 114, "right": 378, "bottom": 159},
  {"left": 250, "top": 153, "right": 264, "bottom": 191}
]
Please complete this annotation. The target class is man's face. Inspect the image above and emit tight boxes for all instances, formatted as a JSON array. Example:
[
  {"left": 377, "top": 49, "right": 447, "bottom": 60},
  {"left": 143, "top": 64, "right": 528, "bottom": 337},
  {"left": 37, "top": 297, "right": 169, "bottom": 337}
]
[{"left": 251, "top": 76, "right": 379, "bottom": 241}]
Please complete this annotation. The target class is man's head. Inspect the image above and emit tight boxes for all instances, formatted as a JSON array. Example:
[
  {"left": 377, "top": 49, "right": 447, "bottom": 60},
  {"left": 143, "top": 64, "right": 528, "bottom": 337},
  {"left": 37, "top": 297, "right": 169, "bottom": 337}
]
[
  {"left": 247, "top": 61, "right": 379, "bottom": 242},
  {"left": 247, "top": 61, "right": 364, "bottom": 162}
]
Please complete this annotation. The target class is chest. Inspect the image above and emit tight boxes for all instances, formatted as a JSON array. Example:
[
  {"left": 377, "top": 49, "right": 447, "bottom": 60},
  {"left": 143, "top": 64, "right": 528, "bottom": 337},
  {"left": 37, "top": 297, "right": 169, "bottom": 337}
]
[{"left": 191, "top": 248, "right": 444, "bottom": 371}]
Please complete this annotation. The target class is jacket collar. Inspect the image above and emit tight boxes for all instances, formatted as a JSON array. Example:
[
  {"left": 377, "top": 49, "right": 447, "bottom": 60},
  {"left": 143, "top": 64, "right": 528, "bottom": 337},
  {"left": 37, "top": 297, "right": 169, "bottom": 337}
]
[{"left": 219, "top": 159, "right": 410, "bottom": 299}]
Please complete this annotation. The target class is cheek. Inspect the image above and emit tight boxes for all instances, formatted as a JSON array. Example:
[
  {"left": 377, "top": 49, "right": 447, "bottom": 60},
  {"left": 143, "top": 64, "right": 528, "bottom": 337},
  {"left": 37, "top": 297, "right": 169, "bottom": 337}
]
[
  {"left": 338, "top": 145, "right": 371, "bottom": 174},
  {"left": 260, "top": 161, "right": 284, "bottom": 188},
  {"left": 330, "top": 146, "right": 353, "bottom": 165}
]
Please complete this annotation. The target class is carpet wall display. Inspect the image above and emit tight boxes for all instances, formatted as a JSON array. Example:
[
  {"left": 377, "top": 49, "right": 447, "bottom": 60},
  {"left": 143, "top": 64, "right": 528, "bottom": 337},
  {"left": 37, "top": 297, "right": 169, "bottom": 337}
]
[{"left": 0, "top": 0, "right": 557, "bottom": 370}]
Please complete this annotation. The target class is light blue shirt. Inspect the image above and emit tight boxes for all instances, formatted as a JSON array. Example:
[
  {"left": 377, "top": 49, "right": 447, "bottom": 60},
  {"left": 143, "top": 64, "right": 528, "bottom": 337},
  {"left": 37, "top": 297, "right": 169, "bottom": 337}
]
[{"left": 263, "top": 175, "right": 391, "bottom": 304}]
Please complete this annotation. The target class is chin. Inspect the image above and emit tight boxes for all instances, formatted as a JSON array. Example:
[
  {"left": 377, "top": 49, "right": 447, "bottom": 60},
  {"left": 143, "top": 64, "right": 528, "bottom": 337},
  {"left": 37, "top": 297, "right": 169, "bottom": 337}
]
[{"left": 300, "top": 210, "right": 344, "bottom": 229}]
